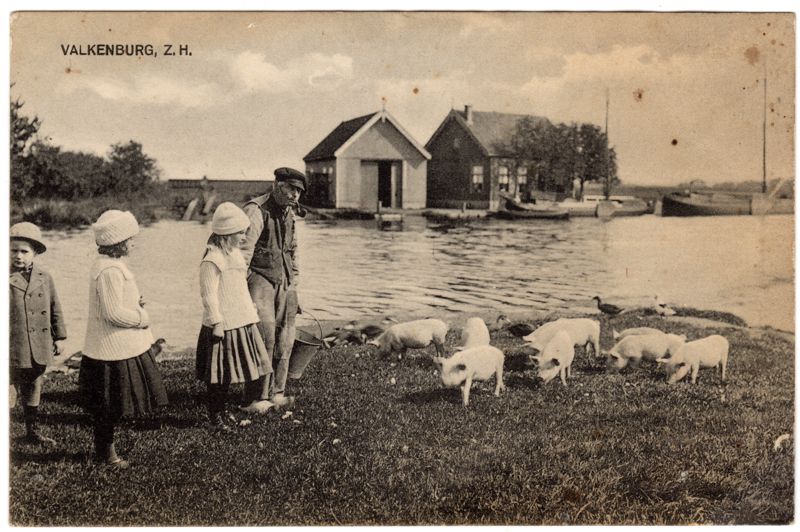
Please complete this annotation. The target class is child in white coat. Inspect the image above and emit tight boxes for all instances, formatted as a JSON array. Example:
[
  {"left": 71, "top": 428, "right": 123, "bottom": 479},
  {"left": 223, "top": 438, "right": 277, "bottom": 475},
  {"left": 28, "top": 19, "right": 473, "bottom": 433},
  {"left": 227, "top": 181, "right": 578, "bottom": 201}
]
[
  {"left": 79, "top": 210, "right": 168, "bottom": 468},
  {"left": 196, "top": 203, "right": 273, "bottom": 431}
]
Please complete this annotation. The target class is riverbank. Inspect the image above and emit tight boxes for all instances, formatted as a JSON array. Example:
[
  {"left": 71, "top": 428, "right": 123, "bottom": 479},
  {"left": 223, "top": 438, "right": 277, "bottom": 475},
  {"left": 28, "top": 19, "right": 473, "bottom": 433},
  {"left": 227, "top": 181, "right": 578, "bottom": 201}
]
[
  {"left": 11, "top": 193, "right": 175, "bottom": 230},
  {"left": 9, "top": 308, "right": 793, "bottom": 525}
]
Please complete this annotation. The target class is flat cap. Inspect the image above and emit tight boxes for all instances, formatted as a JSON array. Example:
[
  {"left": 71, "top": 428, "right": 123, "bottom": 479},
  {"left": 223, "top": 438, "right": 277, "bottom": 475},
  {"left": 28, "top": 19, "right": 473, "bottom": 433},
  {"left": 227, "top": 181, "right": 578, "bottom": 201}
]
[{"left": 274, "top": 167, "right": 307, "bottom": 192}]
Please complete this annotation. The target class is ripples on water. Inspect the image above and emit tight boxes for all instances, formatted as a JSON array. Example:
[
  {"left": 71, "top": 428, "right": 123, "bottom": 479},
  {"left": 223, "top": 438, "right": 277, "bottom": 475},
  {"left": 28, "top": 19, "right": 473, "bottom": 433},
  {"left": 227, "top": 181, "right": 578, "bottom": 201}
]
[{"left": 38, "top": 214, "right": 794, "bottom": 352}]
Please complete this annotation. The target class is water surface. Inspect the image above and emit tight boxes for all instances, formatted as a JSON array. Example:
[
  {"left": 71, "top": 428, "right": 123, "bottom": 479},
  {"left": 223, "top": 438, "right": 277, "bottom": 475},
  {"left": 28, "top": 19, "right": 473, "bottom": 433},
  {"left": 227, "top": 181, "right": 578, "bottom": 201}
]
[{"left": 38, "top": 214, "right": 794, "bottom": 353}]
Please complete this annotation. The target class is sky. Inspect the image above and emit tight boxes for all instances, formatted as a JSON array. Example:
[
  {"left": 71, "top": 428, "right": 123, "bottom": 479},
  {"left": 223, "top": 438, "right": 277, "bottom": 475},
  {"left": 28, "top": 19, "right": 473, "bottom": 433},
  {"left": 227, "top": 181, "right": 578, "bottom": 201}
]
[{"left": 8, "top": 11, "right": 795, "bottom": 186}]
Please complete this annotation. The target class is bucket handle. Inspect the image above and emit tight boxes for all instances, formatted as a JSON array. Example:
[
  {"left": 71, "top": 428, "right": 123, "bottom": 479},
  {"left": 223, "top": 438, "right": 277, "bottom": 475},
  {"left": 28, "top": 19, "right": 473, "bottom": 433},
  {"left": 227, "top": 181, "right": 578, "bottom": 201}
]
[{"left": 299, "top": 309, "right": 324, "bottom": 342}]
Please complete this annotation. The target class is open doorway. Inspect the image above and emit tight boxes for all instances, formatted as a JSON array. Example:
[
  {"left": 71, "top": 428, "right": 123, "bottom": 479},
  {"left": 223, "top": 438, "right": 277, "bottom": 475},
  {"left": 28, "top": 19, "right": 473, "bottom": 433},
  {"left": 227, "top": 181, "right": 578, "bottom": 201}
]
[{"left": 376, "top": 161, "right": 402, "bottom": 208}]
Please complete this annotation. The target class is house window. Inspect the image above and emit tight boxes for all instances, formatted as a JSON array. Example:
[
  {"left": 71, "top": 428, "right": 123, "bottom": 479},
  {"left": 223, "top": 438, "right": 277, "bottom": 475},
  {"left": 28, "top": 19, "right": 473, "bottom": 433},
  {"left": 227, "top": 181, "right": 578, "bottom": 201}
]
[
  {"left": 471, "top": 165, "right": 484, "bottom": 192},
  {"left": 498, "top": 166, "right": 509, "bottom": 192},
  {"left": 517, "top": 166, "right": 528, "bottom": 194},
  {"left": 453, "top": 137, "right": 461, "bottom": 150}
]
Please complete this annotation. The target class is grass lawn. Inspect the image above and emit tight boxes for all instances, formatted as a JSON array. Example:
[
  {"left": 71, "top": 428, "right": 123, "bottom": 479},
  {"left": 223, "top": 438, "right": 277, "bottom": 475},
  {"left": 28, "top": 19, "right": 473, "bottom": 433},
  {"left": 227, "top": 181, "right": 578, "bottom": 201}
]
[{"left": 9, "top": 310, "right": 794, "bottom": 525}]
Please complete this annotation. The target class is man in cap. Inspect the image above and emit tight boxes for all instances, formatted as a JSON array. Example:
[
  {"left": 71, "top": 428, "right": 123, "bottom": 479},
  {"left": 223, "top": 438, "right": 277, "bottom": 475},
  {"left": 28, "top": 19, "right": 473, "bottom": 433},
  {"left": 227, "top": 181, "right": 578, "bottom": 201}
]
[{"left": 240, "top": 167, "right": 307, "bottom": 409}]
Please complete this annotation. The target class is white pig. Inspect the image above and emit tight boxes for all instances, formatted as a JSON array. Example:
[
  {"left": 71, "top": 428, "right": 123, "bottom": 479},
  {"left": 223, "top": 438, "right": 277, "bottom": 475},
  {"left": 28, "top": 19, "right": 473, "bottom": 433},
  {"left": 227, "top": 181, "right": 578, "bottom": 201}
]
[
  {"left": 523, "top": 318, "right": 601, "bottom": 357},
  {"left": 457, "top": 317, "right": 491, "bottom": 349},
  {"left": 531, "top": 330, "right": 575, "bottom": 386},
  {"left": 605, "top": 332, "right": 686, "bottom": 370},
  {"left": 612, "top": 327, "right": 665, "bottom": 341},
  {"left": 657, "top": 334, "right": 729, "bottom": 384},
  {"left": 369, "top": 318, "right": 448, "bottom": 357},
  {"left": 432, "top": 345, "right": 505, "bottom": 407}
]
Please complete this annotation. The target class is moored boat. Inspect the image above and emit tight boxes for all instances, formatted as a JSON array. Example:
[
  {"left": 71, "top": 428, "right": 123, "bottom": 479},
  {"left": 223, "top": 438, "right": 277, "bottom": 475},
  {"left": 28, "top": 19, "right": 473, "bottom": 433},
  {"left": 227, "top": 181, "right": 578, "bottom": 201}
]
[
  {"left": 559, "top": 198, "right": 598, "bottom": 217},
  {"left": 661, "top": 192, "right": 751, "bottom": 217},
  {"left": 559, "top": 195, "right": 650, "bottom": 217},
  {"left": 494, "top": 208, "right": 570, "bottom": 220},
  {"left": 611, "top": 197, "right": 650, "bottom": 216},
  {"left": 497, "top": 192, "right": 570, "bottom": 220}
]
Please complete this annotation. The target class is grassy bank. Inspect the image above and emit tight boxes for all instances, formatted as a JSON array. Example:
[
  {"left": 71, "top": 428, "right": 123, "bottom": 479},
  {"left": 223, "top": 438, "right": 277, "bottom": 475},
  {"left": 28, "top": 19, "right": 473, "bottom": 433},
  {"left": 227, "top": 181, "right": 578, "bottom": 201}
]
[
  {"left": 9, "top": 309, "right": 794, "bottom": 525},
  {"left": 11, "top": 191, "right": 176, "bottom": 230}
]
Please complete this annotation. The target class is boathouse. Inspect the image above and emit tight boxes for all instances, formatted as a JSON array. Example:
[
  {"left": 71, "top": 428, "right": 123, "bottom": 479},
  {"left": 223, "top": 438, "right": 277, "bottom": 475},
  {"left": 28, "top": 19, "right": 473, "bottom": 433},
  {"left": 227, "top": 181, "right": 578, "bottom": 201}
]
[
  {"left": 426, "top": 106, "right": 560, "bottom": 210},
  {"left": 303, "top": 110, "right": 431, "bottom": 210}
]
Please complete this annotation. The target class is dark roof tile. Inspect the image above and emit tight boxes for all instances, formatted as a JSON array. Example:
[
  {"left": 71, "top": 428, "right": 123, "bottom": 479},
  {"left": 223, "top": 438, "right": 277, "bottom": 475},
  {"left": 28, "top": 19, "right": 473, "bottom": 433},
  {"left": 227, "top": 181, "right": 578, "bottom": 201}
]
[
  {"left": 457, "top": 110, "right": 551, "bottom": 156},
  {"left": 303, "top": 112, "right": 377, "bottom": 161}
]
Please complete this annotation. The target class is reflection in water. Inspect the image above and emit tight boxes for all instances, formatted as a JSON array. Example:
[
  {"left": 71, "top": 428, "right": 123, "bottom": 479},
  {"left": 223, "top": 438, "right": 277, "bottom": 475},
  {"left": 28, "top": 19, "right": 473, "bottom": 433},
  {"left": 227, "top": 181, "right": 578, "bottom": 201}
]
[{"left": 37, "top": 214, "right": 793, "bottom": 353}]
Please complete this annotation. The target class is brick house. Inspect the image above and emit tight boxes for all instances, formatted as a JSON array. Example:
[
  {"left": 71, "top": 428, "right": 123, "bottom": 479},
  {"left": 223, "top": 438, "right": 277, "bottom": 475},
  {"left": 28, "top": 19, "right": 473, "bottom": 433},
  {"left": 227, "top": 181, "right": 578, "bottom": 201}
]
[{"left": 426, "top": 105, "right": 562, "bottom": 210}]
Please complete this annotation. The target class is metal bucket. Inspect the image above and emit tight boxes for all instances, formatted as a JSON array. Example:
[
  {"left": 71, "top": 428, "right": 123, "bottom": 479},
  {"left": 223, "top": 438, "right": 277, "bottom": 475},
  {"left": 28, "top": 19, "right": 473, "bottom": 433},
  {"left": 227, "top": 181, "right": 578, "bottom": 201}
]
[{"left": 287, "top": 311, "right": 324, "bottom": 379}]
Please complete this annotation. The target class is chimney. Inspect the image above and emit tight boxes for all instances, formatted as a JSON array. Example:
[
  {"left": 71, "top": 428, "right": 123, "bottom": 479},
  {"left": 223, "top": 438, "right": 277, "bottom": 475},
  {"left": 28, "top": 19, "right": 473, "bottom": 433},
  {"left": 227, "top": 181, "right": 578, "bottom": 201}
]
[{"left": 465, "top": 105, "right": 473, "bottom": 125}]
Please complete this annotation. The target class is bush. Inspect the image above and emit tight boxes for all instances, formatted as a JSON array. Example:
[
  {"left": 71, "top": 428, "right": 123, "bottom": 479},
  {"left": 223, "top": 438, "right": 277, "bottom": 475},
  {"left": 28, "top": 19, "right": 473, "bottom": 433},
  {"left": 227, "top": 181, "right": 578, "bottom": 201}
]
[{"left": 11, "top": 189, "right": 172, "bottom": 229}]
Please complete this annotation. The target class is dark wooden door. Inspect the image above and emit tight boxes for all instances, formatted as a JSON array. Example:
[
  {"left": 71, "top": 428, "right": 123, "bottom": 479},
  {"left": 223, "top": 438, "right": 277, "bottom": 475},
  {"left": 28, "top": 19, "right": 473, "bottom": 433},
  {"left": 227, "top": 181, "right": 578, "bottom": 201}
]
[{"left": 378, "top": 161, "right": 392, "bottom": 208}]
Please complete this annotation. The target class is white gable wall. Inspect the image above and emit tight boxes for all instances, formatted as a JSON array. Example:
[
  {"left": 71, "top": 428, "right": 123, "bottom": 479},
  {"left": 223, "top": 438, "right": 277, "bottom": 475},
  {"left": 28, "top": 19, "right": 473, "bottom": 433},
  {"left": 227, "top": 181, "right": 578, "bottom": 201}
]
[{"left": 335, "top": 119, "right": 428, "bottom": 209}]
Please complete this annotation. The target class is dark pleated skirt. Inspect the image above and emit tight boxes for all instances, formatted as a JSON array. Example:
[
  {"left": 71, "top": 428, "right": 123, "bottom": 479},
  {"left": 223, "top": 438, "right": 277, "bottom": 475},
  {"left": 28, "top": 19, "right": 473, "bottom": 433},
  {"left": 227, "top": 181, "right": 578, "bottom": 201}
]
[
  {"left": 195, "top": 323, "right": 268, "bottom": 385},
  {"left": 79, "top": 343, "right": 169, "bottom": 419}
]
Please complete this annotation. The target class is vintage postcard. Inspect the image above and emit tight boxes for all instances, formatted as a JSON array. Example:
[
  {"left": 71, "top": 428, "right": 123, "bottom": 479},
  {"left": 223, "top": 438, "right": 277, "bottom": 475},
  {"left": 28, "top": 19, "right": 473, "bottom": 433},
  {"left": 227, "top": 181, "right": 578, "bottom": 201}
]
[{"left": 6, "top": 11, "right": 795, "bottom": 525}]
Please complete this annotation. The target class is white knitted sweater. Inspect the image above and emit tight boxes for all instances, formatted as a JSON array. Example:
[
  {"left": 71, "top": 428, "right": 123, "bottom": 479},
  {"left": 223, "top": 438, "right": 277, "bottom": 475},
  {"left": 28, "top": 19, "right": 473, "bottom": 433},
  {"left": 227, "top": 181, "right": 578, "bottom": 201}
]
[
  {"left": 200, "top": 246, "right": 260, "bottom": 331},
  {"left": 83, "top": 257, "right": 154, "bottom": 361}
]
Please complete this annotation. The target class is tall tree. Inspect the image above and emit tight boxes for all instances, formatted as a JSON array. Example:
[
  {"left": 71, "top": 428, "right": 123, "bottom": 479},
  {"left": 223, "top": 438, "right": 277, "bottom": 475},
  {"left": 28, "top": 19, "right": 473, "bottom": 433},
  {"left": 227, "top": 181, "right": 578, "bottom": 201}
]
[
  {"left": 10, "top": 96, "right": 42, "bottom": 200},
  {"left": 507, "top": 117, "right": 617, "bottom": 197},
  {"left": 106, "top": 140, "right": 161, "bottom": 194}
]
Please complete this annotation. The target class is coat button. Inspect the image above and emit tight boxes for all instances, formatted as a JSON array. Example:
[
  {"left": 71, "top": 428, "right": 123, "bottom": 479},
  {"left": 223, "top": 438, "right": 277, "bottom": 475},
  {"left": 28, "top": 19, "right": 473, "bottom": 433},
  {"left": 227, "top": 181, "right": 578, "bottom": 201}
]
[
  {"left": 41, "top": 311, "right": 47, "bottom": 315},
  {"left": 42, "top": 327, "right": 49, "bottom": 332}
]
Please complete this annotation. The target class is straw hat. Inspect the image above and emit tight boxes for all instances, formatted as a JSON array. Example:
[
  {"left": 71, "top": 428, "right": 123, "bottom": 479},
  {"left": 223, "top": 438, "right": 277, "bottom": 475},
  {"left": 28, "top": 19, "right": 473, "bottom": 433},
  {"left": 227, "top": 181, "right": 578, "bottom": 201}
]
[{"left": 10, "top": 222, "right": 46, "bottom": 253}]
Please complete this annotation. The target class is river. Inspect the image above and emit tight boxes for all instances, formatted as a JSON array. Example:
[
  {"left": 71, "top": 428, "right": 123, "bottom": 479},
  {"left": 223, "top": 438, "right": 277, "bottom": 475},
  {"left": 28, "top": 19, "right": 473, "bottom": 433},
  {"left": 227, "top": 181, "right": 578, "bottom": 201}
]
[{"left": 37, "top": 214, "right": 794, "bottom": 354}]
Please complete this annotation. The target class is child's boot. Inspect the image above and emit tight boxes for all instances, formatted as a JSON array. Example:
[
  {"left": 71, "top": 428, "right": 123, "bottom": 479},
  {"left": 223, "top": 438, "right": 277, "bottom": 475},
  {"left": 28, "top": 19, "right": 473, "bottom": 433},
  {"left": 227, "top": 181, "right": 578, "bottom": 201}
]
[
  {"left": 105, "top": 443, "right": 129, "bottom": 469},
  {"left": 93, "top": 419, "right": 128, "bottom": 468},
  {"left": 23, "top": 405, "right": 56, "bottom": 446}
]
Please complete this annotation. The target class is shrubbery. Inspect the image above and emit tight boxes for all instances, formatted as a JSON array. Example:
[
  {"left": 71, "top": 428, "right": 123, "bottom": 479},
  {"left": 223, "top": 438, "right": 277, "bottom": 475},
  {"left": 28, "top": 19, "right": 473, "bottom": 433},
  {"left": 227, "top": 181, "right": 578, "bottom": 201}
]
[{"left": 10, "top": 94, "right": 173, "bottom": 228}]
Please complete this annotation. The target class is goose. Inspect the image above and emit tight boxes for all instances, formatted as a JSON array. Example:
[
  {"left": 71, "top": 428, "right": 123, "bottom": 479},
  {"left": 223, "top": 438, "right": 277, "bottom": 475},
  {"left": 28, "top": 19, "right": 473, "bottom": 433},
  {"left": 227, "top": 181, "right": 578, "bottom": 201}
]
[{"left": 593, "top": 296, "right": 623, "bottom": 316}]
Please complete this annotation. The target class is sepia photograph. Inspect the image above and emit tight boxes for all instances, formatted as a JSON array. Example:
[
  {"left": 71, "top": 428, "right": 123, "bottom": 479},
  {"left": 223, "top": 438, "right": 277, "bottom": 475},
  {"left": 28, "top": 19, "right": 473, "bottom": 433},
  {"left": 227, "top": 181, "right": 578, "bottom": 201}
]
[{"left": 6, "top": 9, "right": 795, "bottom": 525}]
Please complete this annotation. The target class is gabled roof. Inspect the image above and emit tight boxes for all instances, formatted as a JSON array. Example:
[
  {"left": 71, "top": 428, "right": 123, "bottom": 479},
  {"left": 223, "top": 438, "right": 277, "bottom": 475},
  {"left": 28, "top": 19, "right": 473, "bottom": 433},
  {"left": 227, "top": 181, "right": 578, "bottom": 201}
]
[
  {"left": 426, "top": 108, "right": 551, "bottom": 157},
  {"left": 303, "top": 113, "right": 376, "bottom": 162},
  {"left": 304, "top": 110, "right": 431, "bottom": 162}
]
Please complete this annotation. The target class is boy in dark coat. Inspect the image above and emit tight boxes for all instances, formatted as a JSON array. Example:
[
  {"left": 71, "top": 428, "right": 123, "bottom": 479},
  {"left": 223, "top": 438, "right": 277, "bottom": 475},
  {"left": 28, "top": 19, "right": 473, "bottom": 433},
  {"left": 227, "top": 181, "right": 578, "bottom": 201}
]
[{"left": 10, "top": 222, "right": 67, "bottom": 445}]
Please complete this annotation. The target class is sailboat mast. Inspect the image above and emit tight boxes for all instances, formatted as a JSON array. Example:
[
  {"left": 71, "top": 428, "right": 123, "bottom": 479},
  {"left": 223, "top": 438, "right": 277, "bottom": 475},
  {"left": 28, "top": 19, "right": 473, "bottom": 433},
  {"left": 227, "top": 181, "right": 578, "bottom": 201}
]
[
  {"left": 762, "top": 64, "right": 767, "bottom": 193},
  {"left": 604, "top": 89, "right": 611, "bottom": 199}
]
